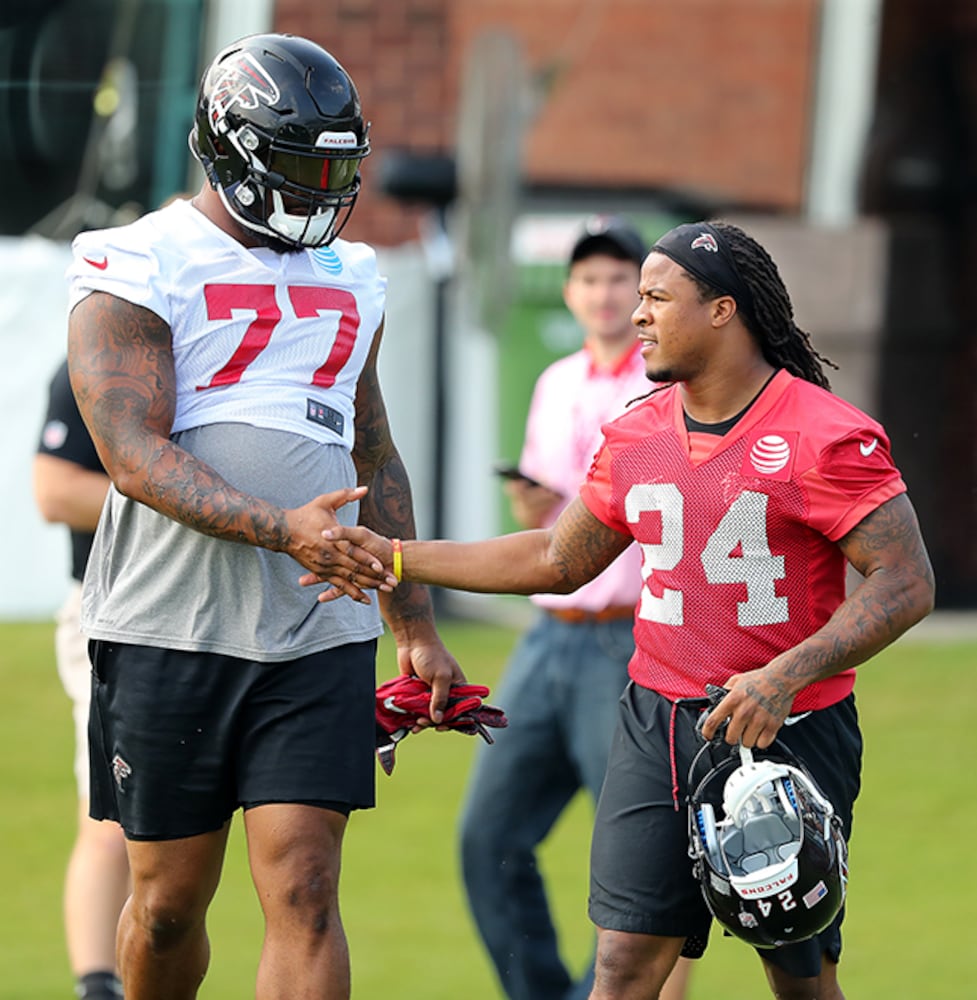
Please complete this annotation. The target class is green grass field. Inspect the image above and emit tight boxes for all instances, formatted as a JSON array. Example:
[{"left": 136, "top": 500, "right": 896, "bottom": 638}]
[{"left": 0, "top": 615, "right": 973, "bottom": 999}]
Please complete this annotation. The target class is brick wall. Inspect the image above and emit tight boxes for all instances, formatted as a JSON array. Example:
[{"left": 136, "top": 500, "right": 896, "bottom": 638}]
[
  {"left": 275, "top": 0, "right": 820, "bottom": 247},
  {"left": 451, "top": 0, "right": 819, "bottom": 205}
]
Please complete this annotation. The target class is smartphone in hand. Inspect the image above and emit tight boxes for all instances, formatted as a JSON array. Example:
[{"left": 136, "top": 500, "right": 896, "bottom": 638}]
[{"left": 492, "top": 463, "right": 544, "bottom": 489}]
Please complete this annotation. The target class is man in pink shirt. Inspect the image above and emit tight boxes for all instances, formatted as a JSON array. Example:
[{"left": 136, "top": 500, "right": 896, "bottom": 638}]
[{"left": 458, "top": 218, "right": 692, "bottom": 1000}]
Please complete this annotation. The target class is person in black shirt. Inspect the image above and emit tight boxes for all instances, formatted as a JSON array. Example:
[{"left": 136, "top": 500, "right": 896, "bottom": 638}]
[{"left": 34, "top": 359, "right": 127, "bottom": 1000}]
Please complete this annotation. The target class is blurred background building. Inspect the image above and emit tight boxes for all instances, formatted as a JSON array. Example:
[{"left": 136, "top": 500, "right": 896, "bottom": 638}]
[{"left": 1, "top": 0, "right": 974, "bottom": 616}]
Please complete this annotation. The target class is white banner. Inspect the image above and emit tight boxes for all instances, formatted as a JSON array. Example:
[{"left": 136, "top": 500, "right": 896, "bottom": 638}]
[{"left": 0, "top": 236, "right": 75, "bottom": 618}]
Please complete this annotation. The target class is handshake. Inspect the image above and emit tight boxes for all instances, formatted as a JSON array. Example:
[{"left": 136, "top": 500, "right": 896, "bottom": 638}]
[{"left": 374, "top": 674, "right": 508, "bottom": 775}]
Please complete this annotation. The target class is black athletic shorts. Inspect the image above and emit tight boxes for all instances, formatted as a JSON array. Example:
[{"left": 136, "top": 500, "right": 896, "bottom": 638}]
[
  {"left": 88, "top": 639, "right": 377, "bottom": 840},
  {"left": 588, "top": 682, "right": 862, "bottom": 979}
]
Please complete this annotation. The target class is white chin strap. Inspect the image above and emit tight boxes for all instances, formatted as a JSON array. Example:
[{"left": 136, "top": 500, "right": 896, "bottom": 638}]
[
  {"left": 723, "top": 758, "right": 793, "bottom": 820},
  {"left": 267, "top": 189, "right": 336, "bottom": 246}
]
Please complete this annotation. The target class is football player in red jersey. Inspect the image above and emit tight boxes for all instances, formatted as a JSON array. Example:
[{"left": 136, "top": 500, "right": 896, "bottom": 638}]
[{"left": 312, "top": 220, "right": 935, "bottom": 1000}]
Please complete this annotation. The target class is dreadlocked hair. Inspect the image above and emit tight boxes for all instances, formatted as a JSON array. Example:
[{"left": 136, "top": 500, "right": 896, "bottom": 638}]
[{"left": 703, "top": 221, "right": 837, "bottom": 390}]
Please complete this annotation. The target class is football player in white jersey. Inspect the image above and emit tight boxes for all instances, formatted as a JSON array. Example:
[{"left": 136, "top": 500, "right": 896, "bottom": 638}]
[{"left": 66, "top": 33, "right": 461, "bottom": 1000}]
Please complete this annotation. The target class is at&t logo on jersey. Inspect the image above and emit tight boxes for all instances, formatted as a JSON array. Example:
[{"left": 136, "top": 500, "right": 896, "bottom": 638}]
[
  {"left": 741, "top": 431, "right": 799, "bottom": 482},
  {"left": 312, "top": 245, "right": 344, "bottom": 275}
]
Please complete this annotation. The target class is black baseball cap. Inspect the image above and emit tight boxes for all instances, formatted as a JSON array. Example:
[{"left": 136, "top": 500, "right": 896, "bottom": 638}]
[{"left": 569, "top": 215, "right": 646, "bottom": 269}]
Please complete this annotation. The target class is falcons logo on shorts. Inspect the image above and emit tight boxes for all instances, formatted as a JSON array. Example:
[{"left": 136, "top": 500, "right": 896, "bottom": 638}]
[{"left": 112, "top": 753, "right": 132, "bottom": 791}]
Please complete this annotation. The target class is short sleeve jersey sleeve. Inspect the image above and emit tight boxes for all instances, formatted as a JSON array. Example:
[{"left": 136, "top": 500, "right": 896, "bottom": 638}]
[
  {"left": 801, "top": 429, "right": 905, "bottom": 540},
  {"left": 68, "top": 220, "right": 169, "bottom": 321}
]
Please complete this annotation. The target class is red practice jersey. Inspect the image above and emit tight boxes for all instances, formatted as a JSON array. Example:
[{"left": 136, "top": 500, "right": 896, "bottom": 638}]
[{"left": 579, "top": 370, "right": 906, "bottom": 711}]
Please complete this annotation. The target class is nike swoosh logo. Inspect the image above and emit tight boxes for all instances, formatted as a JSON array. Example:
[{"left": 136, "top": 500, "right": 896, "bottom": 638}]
[
  {"left": 83, "top": 256, "right": 108, "bottom": 270},
  {"left": 383, "top": 696, "right": 408, "bottom": 714},
  {"left": 859, "top": 438, "right": 878, "bottom": 457},
  {"left": 782, "top": 711, "right": 812, "bottom": 726}
]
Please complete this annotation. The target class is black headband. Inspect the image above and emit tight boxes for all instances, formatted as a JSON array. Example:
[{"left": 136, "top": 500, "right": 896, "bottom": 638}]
[{"left": 651, "top": 222, "right": 756, "bottom": 324}]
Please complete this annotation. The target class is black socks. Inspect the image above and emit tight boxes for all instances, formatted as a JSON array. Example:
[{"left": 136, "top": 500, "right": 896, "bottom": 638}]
[{"left": 75, "top": 971, "right": 123, "bottom": 999}]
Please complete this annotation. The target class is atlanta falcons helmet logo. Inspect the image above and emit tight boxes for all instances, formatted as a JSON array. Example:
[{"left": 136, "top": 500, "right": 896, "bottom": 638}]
[{"left": 208, "top": 53, "right": 281, "bottom": 132}]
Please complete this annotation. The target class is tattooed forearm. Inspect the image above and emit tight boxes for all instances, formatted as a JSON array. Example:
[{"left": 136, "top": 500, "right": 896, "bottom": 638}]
[
  {"left": 357, "top": 451, "right": 416, "bottom": 540},
  {"left": 398, "top": 497, "right": 627, "bottom": 598},
  {"left": 359, "top": 454, "right": 437, "bottom": 624},
  {"left": 351, "top": 324, "right": 440, "bottom": 623},
  {"left": 68, "top": 292, "right": 292, "bottom": 552},
  {"left": 142, "top": 440, "right": 291, "bottom": 549}
]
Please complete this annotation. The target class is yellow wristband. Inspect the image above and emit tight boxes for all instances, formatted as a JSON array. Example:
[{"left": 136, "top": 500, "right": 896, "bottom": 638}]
[{"left": 391, "top": 538, "right": 403, "bottom": 582}]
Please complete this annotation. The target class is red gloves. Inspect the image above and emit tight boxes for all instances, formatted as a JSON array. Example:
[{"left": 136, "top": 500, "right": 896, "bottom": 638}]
[{"left": 374, "top": 674, "right": 508, "bottom": 775}]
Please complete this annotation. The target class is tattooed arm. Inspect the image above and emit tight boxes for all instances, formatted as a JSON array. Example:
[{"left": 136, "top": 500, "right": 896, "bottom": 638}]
[
  {"left": 312, "top": 495, "right": 632, "bottom": 598},
  {"left": 350, "top": 319, "right": 467, "bottom": 715},
  {"left": 66, "top": 292, "right": 380, "bottom": 595},
  {"left": 703, "top": 493, "right": 936, "bottom": 748},
  {"left": 383, "top": 498, "right": 631, "bottom": 596}
]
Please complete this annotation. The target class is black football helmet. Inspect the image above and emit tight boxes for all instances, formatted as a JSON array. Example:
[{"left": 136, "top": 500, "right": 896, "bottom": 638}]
[
  {"left": 189, "top": 33, "right": 370, "bottom": 248},
  {"left": 688, "top": 741, "right": 848, "bottom": 950}
]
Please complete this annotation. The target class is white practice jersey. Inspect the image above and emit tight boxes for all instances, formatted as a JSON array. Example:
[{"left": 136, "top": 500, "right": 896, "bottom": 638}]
[
  {"left": 68, "top": 197, "right": 385, "bottom": 451},
  {"left": 66, "top": 199, "right": 386, "bottom": 661}
]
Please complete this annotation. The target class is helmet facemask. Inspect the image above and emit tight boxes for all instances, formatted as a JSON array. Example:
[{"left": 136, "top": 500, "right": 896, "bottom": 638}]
[{"left": 218, "top": 125, "right": 365, "bottom": 249}]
